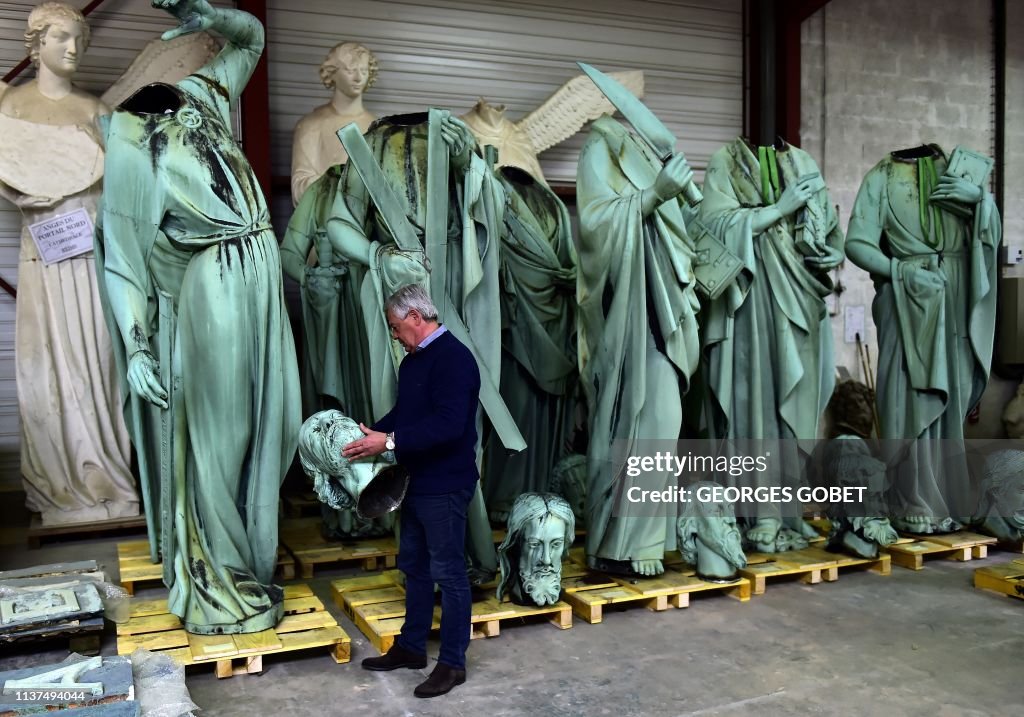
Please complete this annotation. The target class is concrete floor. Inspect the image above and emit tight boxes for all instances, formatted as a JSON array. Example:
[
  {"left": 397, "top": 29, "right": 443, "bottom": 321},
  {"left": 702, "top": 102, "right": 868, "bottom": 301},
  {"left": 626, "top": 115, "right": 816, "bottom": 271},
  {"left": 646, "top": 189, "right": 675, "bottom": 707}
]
[{"left": 1, "top": 504, "right": 1022, "bottom": 717}]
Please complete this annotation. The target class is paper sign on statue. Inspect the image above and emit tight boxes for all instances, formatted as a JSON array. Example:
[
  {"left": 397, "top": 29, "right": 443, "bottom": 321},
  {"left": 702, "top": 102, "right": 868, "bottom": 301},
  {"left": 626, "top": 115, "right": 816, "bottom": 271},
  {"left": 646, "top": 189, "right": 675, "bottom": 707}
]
[{"left": 27, "top": 209, "right": 94, "bottom": 265}]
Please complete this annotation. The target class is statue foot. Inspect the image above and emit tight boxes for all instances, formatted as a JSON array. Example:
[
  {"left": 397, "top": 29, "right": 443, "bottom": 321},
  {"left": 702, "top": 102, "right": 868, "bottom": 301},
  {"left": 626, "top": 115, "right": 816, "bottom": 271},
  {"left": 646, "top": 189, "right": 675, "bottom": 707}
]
[
  {"left": 794, "top": 518, "right": 822, "bottom": 539},
  {"left": 892, "top": 515, "right": 962, "bottom": 535},
  {"left": 861, "top": 517, "right": 898, "bottom": 546},
  {"left": 839, "top": 531, "right": 879, "bottom": 559},
  {"left": 630, "top": 559, "right": 664, "bottom": 577},
  {"left": 745, "top": 518, "right": 781, "bottom": 552}
]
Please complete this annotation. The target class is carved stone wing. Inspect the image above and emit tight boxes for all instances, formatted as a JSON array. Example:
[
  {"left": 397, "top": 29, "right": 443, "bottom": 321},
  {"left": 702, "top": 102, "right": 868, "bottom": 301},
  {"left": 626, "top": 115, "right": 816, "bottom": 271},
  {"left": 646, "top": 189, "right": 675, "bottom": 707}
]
[
  {"left": 516, "top": 69, "right": 644, "bottom": 155},
  {"left": 100, "top": 32, "right": 220, "bottom": 108}
]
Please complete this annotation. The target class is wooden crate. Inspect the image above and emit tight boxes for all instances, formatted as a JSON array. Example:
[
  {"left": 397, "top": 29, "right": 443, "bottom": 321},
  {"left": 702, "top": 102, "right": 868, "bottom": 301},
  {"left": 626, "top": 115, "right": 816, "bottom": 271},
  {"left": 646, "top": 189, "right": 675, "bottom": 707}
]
[
  {"left": 560, "top": 561, "right": 751, "bottom": 624},
  {"left": 885, "top": 531, "right": 998, "bottom": 570},
  {"left": 281, "top": 518, "right": 398, "bottom": 578},
  {"left": 26, "top": 515, "right": 146, "bottom": 549},
  {"left": 281, "top": 490, "right": 321, "bottom": 519},
  {"left": 973, "top": 559, "right": 1024, "bottom": 601},
  {"left": 331, "top": 571, "right": 572, "bottom": 655},
  {"left": 117, "top": 540, "right": 295, "bottom": 595},
  {"left": 115, "top": 584, "right": 349, "bottom": 677}
]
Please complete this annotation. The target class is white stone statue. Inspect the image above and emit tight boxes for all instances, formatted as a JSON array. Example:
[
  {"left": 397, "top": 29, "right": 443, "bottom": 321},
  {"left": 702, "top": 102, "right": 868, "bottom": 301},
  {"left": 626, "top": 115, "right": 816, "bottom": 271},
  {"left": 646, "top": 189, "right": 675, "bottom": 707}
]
[
  {"left": 0, "top": 2, "right": 215, "bottom": 526},
  {"left": 291, "top": 41, "right": 378, "bottom": 205},
  {"left": 459, "top": 69, "right": 644, "bottom": 184}
]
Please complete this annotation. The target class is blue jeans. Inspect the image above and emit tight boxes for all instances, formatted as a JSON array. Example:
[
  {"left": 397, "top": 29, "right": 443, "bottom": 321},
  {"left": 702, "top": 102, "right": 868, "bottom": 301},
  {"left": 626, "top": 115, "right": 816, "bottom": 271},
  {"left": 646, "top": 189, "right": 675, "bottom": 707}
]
[{"left": 396, "top": 486, "right": 474, "bottom": 670}]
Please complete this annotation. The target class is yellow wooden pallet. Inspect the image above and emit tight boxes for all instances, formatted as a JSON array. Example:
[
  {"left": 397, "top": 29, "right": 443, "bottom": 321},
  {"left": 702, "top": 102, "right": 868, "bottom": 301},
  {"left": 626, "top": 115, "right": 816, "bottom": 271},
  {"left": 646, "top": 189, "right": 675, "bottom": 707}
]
[
  {"left": 117, "top": 540, "right": 296, "bottom": 595},
  {"left": 561, "top": 565, "right": 751, "bottom": 624},
  {"left": 885, "top": 531, "right": 998, "bottom": 570},
  {"left": 738, "top": 547, "right": 843, "bottom": 595},
  {"left": 330, "top": 571, "right": 572, "bottom": 655},
  {"left": 973, "top": 559, "right": 1024, "bottom": 601},
  {"left": 280, "top": 518, "right": 398, "bottom": 578},
  {"left": 115, "top": 584, "right": 349, "bottom": 678}
]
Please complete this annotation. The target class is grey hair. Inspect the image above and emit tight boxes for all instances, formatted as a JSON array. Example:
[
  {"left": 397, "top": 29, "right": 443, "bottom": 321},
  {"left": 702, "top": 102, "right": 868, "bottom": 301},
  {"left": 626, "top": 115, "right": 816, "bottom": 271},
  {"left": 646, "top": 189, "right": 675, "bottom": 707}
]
[
  {"left": 319, "top": 41, "right": 379, "bottom": 90},
  {"left": 25, "top": 1, "right": 89, "bottom": 67},
  {"left": 385, "top": 284, "right": 438, "bottom": 321}
]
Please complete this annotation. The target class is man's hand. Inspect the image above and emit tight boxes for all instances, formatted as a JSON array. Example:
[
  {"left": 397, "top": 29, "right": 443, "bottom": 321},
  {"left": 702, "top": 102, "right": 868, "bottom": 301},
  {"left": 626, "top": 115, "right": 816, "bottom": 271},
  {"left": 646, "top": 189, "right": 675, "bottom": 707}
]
[
  {"left": 341, "top": 422, "right": 387, "bottom": 459},
  {"left": 152, "top": 0, "right": 218, "bottom": 41},
  {"left": 929, "top": 176, "right": 983, "bottom": 205},
  {"left": 127, "top": 350, "right": 168, "bottom": 409}
]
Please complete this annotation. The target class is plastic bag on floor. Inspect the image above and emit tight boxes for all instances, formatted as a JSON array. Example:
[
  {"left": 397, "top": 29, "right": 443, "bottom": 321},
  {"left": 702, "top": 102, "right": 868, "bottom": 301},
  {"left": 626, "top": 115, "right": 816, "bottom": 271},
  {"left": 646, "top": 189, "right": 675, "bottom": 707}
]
[
  {"left": 96, "top": 581, "right": 131, "bottom": 624},
  {"left": 131, "top": 648, "right": 200, "bottom": 717}
]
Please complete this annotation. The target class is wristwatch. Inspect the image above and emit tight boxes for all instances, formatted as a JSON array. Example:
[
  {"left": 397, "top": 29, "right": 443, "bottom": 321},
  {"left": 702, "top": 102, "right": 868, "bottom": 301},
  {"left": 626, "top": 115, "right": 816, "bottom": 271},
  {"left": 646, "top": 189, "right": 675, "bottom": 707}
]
[{"left": 385, "top": 432, "right": 396, "bottom": 451}]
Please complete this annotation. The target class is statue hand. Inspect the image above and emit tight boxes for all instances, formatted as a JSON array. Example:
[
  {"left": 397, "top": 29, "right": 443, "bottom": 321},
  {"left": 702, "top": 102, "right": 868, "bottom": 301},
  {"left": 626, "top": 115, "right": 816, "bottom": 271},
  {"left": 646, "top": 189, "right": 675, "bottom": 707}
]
[
  {"left": 650, "top": 153, "right": 694, "bottom": 203},
  {"left": 439, "top": 112, "right": 476, "bottom": 171},
  {"left": 774, "top": 177, "right": 817, "bottom": 217},
  {"left": 905, "top": 264, "right": 946, "bottom": 294},
  {"left": 128, "top": 350, "right": 169, "bottom": 409},
  {"left": 804, "top": 243, "right": 844, "bottom": 271},
  {"left": 153, "top": 0, "right": 218, "bottom": 41},
  {"left": 929, "top": 176, "right": 983, "bottom": 205}
]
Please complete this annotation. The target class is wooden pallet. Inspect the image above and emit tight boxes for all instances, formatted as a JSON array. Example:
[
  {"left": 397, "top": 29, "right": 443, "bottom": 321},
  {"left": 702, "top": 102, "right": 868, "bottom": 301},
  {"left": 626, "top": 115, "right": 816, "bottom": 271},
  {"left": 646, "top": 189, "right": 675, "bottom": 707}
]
[
  {"left": 885, "top": 531, "right": 998, "bottom": 570},
  {"left": 995, "top": 537, "right": 1024, "bottom": 554},
  {"left": 281, "top": 490, "right": 321, "bottom": 519},
  {"left": 115, "top": 584, "right": 349, "bottom": 677},
  {"left": 973, "top": 559, "right": 1024, "bottom": 601},
  {"left": 26, "top": 515, "right": 146, "bottom": 549},
  {"left": 117, "top": 540, "right": 296, "bottom": 595},
  {"left": 737, "top": 547, "right": 858, "bottom": 595},
  {"left": 331, "top": 571, "right": 572, "bottom": 655},
  {"left": 281, "top": 518, "right": 397, "bottom": 578},
  {"left": 560, "top": 560, "right": 751, "bottom": 624}
]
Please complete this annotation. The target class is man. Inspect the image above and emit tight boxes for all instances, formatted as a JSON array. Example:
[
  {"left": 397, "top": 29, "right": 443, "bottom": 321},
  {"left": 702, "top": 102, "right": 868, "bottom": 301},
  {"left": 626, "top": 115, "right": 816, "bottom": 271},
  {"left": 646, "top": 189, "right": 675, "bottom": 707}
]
[{"left": 342, "top": 284, "right": 480, "bottom": 698}]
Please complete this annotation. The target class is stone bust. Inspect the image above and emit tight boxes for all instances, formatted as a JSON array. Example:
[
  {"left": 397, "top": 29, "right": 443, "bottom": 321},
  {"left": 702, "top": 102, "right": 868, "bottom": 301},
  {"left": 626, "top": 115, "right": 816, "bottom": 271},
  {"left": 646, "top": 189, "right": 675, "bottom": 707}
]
[
  {"left": 290, "top": 41, "right": 378, "bottom": 205},
  {"left": 972, "top": 449, "right": 1024, "bottom": 541},
  {"left": 676, "top": 482, "right": 747, "bottom": 582},
  {"left": 497, "top": 493, "right": 574, "bottom": 606}
]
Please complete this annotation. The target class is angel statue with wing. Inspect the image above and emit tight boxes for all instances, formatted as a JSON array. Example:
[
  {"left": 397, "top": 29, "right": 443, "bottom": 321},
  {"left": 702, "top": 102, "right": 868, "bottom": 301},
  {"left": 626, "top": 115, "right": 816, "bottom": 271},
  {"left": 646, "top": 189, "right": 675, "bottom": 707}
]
[
  {"left": 0, "top": 1, "right": 215, "bottom": 526},
  {"left": 461, "top": 71, "right": 643, "bottom": 521}
]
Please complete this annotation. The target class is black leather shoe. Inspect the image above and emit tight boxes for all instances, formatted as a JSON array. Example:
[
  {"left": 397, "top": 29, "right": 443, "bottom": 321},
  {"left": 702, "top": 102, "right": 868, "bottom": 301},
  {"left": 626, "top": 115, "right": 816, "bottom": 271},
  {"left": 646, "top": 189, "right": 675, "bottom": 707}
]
[
  {"left": 413, "top": 663, "right": 467, "bottom": 698},
  {"left": 361, "top": 643, "right": 428, "bottom": 671}
]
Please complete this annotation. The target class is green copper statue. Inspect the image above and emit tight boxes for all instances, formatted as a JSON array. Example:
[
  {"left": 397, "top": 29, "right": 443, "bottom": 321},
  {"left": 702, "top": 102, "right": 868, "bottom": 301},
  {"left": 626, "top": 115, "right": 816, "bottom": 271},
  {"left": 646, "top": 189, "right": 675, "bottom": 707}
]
[
  {"left": 676, "top": 482, "right": 747, "bottom": 582},
  {"left": 846, "top": 145, "right": 1000, "bottom": 533},
  {"left": 484, "top": 166, "right": 578, "bottom": 522},
  {"left": 497, "top": 493, "right": 574, "bottom": 606},
  {"left": 699, "top": 138, "right": 843, "bottom": 552},
  {"left": 820, "top": 438, "right": 897, "bottom": 559},
  {"left": 98, "top": 0, "right": 300, "bottom": 634},
  {"left": 971, "top": 449, "right": 1024, "bottom": 542},
  {"left": 325, "top": 110, "right": 520, "bottom": 583},
  {"left": 576, "top": 114, "right": 702, "bottom": 577}
]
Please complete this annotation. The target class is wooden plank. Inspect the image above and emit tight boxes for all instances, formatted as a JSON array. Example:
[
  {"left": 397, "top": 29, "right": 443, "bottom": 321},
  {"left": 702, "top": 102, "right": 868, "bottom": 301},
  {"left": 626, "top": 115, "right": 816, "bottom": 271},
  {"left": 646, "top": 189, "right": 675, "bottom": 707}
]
[
  {"left": 187, "top": 633, "right": 240, "bottom": 662},
  {"left": 116, "top": 612, "right": 182, "bottom": 636},
  {"left": 129, "top": 597, "right": 173, "bottom": 618},
  {"left": 283, "top": 584, "right": 314, "bottom": 599},
  {"left": 277, "top": 624, "right": 349, "bottom": 653},
  {"left": 345, "top": 587, "right": 406, "bottom": 607},
  {"left": 927, "top": 531, "right": 998, "bottom": 549},
  {"left": 283, "top": 595, "right": 323, "bottom": 614},
  {"left": 117, "top": 628, "right": 190, "bottom": 655},
  {"left": 232, "top": 628, "right": 282, "bottom": 655},
  {"left": 276, "top": 610, "right": 337, "bottom": 634},
  {"left": 355, "top": 599, "right": 408, "bottom": 621},
  {"left": 974, "top": 563, "right": 1024, "bottom": 600}
]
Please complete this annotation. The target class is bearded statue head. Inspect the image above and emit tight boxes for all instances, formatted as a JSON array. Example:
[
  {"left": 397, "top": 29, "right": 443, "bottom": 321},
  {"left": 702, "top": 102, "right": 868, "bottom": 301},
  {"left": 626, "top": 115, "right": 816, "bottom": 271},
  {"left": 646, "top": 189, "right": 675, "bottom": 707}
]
[{"left": 497, "top": 493, "right": 574, "bottom": 606}]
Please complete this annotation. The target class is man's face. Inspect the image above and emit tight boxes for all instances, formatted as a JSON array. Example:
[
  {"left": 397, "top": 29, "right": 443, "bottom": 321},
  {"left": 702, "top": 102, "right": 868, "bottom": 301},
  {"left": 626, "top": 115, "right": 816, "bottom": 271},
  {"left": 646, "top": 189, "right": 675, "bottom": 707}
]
[
  {"left": 387, "top": 309, "right": 420, "bottom": 354},
  {"left": 331, "top": 51, "right": 370, "bottom": 98},
  {"left": 517, "top": 514, "right": 565, "bottom": 605},
  {"left": 38, "top": 17, "right": 85, "bottom": 78}
]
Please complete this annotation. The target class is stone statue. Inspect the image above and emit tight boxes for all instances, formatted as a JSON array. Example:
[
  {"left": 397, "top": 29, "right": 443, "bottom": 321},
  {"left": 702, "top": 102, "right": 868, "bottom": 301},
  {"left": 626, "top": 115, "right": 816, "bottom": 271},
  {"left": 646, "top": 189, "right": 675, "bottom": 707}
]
[
  {"left": 699, "top": 138, "right": 844, "bottom": 551},
  {"left": 820, "top": 438, "right": 897, "bottom": 558},
  {"left": 482, "top": 165, "right": 578, "bottom": 522},
  {"left": 576, "top": 109, "right": 702, "bottom": 577},
  {"left": 0, "top": 2, "right": 136, "bottom": 526},
  {"left": 291, "top": 41, "right": 377, "bottom": 205},
  {"left": 676, "top": 482, "right": 747, "bottom": 581},
  {"left": 298, "top": 410, "right": 408, "bottom": 519},
  {"left": 98, "top": 0, "right": 300, "bottom": 634},
  {"left": 549, "top": 453, "right": 586, "bottom": 527},
  {"left": 496, "top": 493, "right": 574, "bottom": 606},
  {"left": 846, "top": 145, "right": 1000, "bottom": 533},
  {"left": 971, "top": 449, "right": 1024, "bottom": 542},
  {"left": 326, "top": 109, "right": 522, "bottom": 583},
  {"left": 459, "top": 69, "right": 643, "bottom": 184}
]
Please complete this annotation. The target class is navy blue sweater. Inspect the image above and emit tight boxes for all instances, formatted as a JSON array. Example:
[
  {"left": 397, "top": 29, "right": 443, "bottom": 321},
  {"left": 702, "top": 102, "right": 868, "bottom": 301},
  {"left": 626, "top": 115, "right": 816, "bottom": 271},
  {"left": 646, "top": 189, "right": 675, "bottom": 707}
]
[{"left": 373, "top": 330, "right": 481, "bottom": 494}]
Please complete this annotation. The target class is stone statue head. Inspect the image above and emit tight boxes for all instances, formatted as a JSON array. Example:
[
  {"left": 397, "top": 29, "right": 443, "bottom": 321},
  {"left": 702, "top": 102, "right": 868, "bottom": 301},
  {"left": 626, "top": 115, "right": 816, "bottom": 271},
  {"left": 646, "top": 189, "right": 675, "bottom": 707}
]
[
  {"left": 549, "top": 454, "right": 586, "bottom": 527},
  {"left": 826, "top": 380, "right": 875, "bottom": 439},
  {"left": 497, "top": 493, "right": 574, "bottom": 606},
  {"left": 319, "top": 42, "right": 378, "bottom": 97},
  {"left": 298, "top": 410, "right": 409, "bottom": 518},
  {"left": 973, "top": 449, "right": 1024, "bottom": 539},
  {"left": 676, "top": 482, "right": 746, "bottom": 581},
  {"left": 25, "top": 2, "right": 90, "bottom": 75}
]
